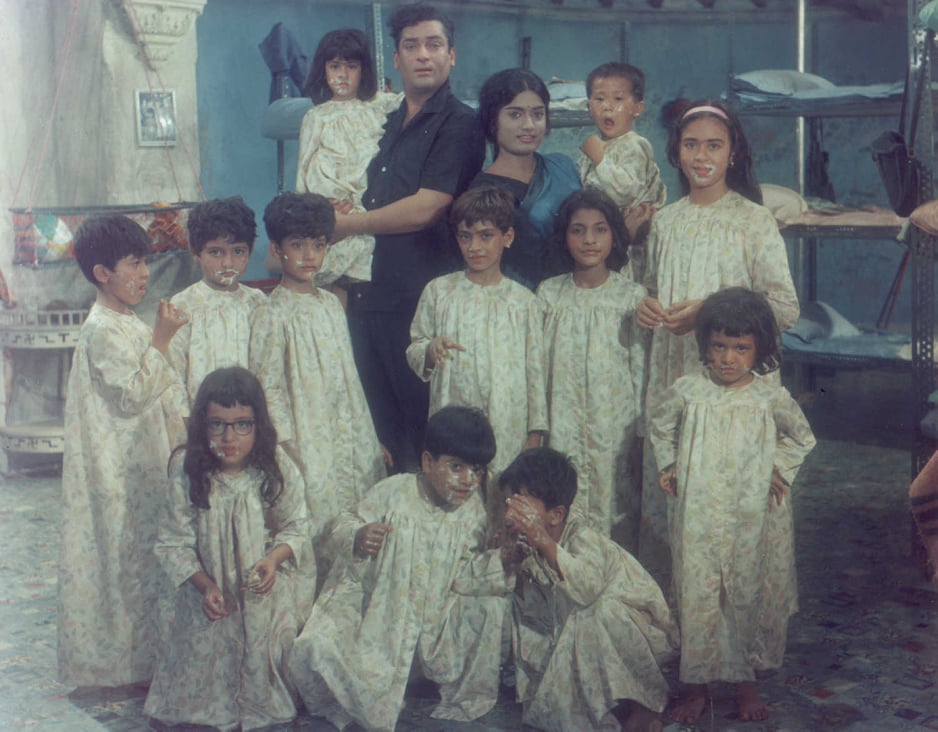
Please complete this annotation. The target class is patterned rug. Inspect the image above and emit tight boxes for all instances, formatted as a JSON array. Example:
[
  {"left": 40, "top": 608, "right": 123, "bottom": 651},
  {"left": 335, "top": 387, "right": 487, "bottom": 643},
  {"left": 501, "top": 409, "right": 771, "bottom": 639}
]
[{"left": 1, "top": 436, "right": 935, "bottom": 731}]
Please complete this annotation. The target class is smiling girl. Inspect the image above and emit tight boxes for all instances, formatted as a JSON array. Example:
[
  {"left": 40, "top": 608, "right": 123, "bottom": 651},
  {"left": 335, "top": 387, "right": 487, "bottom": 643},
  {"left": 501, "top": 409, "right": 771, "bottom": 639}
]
[{"left": 634, "top": 99, "right": 799, "bottom": 593}]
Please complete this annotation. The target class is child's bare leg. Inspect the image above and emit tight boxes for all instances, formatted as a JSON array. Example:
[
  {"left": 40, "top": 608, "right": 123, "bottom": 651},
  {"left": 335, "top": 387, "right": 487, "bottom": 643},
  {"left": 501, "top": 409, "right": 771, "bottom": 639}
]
[
  {"left": 736, "top": 680, "right": 768, "bottom": 721},
  {"left": 669, "top": 683, "right": 707, "bottom": 724}
]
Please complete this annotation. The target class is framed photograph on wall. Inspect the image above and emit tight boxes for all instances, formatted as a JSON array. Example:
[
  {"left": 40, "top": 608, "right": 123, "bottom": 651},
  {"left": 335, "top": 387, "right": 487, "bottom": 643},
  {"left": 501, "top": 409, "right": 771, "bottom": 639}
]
[{"left": 136, "top": 89, "right": 177, "bottom": 147}]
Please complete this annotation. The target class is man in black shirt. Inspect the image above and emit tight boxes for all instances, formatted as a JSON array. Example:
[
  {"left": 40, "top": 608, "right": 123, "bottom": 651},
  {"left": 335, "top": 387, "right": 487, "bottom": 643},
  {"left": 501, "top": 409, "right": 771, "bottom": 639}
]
[{"left": 333, "top": 3, "right": 484, "bottom": 471}]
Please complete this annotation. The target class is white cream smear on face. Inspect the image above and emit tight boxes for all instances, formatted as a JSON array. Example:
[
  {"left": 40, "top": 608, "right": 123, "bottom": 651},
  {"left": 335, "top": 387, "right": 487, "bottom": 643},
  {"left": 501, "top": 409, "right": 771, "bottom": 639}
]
[
  {"left": 208, "top": 439, "right": 228, "bottom": 459},
  {"left": 690, "top": 163, "right": 716, "bottom": 183},
  {"left": 214, "top": 270, "right": 238, "bottom": 286}
]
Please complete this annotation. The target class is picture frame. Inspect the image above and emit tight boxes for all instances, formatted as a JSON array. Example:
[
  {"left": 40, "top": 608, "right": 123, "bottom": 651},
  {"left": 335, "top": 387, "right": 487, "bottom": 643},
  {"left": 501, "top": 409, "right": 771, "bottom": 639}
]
[{"left": 135, "top": 89, "right": 177, "bottom": 147}]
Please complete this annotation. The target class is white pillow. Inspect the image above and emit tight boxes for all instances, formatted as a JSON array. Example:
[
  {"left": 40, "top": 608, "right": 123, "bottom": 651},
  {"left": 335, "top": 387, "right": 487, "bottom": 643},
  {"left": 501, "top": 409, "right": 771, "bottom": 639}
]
[
  {"left": 761, "top": 183, "right": 808, "bottom": 224},
  {"left": 547, "top": 81, "right": 586, "bottom": 100},
  {"left": 735, "top": 70, "right": 836, "bottom": 95}
]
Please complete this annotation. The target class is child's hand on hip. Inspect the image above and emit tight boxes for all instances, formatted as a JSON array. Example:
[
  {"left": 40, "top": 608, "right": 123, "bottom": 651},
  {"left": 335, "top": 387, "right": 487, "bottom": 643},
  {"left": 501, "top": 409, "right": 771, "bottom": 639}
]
[
  {"left": 201, "top": 583, "right": 228, "bottom": 621},
  {"left": 151, "top": 299, "right": 189, "bottom": 354},
  {"left": 658, "top": 465, "right": 677, "bottom": 496},
  {"left": 769, "top": 466, "right": 789, "bottom": 506},
  {"left": 354, "top": 522, "right": 391, "bottom": 559}
]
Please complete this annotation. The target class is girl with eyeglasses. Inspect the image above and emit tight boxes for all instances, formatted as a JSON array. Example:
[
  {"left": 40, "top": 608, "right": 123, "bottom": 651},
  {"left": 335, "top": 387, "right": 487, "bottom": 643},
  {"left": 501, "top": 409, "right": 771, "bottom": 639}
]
[{"left": 144, "top": 366, "right": 315, "bottom": 731}]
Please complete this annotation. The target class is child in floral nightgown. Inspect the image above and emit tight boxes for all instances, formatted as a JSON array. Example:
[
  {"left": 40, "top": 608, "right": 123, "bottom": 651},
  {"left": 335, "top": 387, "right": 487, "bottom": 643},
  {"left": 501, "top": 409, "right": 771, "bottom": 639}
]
[
  {"left": 648, "top": 288, "right": 815, "bottom": 724},
  {"left": 406, "top": 185, "right": 548, "bottom": 493},
  {"left": 58, "top": 215, "right": 189, "bottom": 687},
  {"left": 293, "top": 28, "right": 400, "bottom": 291},
  {"left": 168, "top": 196, "right": 266, "bottom": 405},
  {"left": 288, "top": 406, "right": 511, "bottom": 731},
  {"left": 500, "top": 447, "right": 676, "bottom": 732},
  {"left": 144, "top": 366, "right": 314, "bottom": 731},
  {"left": 537, "top": 188, "right": 646, "bottom": 547}
]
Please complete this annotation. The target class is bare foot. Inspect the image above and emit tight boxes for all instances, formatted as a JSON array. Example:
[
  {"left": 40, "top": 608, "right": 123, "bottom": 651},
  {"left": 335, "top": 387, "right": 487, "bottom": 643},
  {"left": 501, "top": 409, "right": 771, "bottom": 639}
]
[
  {"left": 622, "top": 702, "right": 663, "bottom": 732},
  {"left": 736, "top": 680, "right": 768, "bottom": 721},
  {"left": 669, "top": 683, "right": 708, "bottom": 724}
]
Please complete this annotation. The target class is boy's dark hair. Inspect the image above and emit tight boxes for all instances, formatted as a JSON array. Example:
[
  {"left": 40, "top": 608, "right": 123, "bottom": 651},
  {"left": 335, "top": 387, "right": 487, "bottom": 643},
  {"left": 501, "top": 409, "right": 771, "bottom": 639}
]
[
  {"left": 424, "top": 406, "right": 496, "bottom": 467},
  {"left": 551, "top": 187, "right": 629, "bottom": 273},
  {"left": 694, "top": 287, "right": 781, "bottom": 374},
  {"left": 450, "top": 185, "right": 515, "bottom": 232},
  {"left": 187, "top": 196, "right": 257, "bottom": 255},
  {"left": 304, "top": 28, "right": 378, "bottom": 104},
  {"left": 666, "top": 97, "right": 762, "bottom": 204},
  {"left": 73, "top": 214, "right": 152, "bottom": 285},
  {"left": 478, "top": 68, "right": 550, "bottom": 156},
  {"left": 181, "top": 366, "right": 283, "bottom": 510},
  {"left": 263, "top": 192, "right": 335, "bottom": 245},
  {"left": 389, "top": 3, "right": 455, "bottom": 49},
  {"left": 499, "top": 447, "right": 578, "bottom": 514},
  {"left": 586, "top": 61, "right": 646, "bottom": 102}
]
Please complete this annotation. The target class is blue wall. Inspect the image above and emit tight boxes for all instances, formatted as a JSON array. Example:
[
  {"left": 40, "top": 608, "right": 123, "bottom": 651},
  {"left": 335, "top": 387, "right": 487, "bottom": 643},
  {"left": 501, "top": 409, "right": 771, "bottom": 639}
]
[{"left": 195, "top": 2, "right": 912, "bottom": 326}]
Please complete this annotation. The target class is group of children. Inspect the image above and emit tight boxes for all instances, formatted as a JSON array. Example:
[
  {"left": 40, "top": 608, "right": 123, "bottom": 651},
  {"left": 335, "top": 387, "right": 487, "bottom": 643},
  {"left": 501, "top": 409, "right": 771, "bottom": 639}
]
[{"left": 55, "top": 27, "right": 820, "bottom": 732}]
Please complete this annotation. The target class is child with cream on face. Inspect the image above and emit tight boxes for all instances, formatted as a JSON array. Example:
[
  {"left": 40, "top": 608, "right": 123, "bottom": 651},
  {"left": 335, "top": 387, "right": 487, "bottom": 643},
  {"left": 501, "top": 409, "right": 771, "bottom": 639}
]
[
  {"left": 578, "top": 62, "right": 666, "bottom": 282},
  {"left": 58, "top": 215, "right": 189, "bottom": 687},
  {"left": 406, "top": 186, "right": 548, "bottom": 516},
  {"left": 500, "top": 448, "right": 676, "bottom": 732},
  {"left": 288, "top": 407, "right": 512, "bottom": 731},
  {"left": 249, "top": 192, "right": 386, "bottom": 559},
  {"left": 144, "top": 367, "right": 315, "bottom": 731},
  {"left": 169, "top": 196, "right": 266, "bottom": 406}
]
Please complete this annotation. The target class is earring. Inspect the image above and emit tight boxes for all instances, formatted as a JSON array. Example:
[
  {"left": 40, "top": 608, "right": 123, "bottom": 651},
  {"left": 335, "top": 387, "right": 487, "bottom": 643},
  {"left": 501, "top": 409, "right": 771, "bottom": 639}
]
[{"left": 729, "top": 157, "right": 735, "bottom": 168}]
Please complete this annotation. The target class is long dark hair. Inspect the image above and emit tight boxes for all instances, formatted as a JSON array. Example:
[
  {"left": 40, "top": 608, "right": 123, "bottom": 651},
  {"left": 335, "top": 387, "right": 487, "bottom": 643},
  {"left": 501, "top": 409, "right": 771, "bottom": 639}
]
[
  {"left": 303, "top": 28, "right": 378, "bottom": 104},
  {"left": 179, "top": 366, "right": 283, "bottom": 510},
  {"left": 666, "top": 98, "right": 762, "bottom": 204},
  {"left": 551, "top": 187, "right": 630, "bottom": 273},
  {"left": 478, "top": 68, "right": 550, "bottom": 158}
]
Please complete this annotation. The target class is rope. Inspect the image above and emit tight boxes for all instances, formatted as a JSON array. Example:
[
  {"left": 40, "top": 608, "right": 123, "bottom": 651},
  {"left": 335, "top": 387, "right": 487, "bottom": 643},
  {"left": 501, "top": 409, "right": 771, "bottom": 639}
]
[
  {"left": 120, "top": 0, "right": 206, "bottom": 201},
  {"left": 12, "top": 0, "right": 82, "bottom": 209}
]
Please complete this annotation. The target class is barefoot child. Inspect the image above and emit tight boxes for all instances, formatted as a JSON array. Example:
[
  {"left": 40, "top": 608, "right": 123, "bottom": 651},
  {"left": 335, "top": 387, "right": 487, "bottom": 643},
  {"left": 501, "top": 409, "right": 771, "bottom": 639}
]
[
  {"left": 292, "top": 28, "right": 400, "bottom": 295},
  {"left": 169, "top": 196, "right": 266, "bottom": 405},
  {"left": 636, "top": 99, "right": 799, "bottom": 586},
  {"left": 250, "top": 192, "right": 386, "bottom": 554},
  {"left": 58, "top": 215, "right": 189, "bottom": 686},
  {"left": 648, "top": 288, "right": 815, "bottom": 723},
  {"left": 406, "top": 185, "right": 548, "bottom": 495},
  {"left": 288, "top": 406, "right": 511, "bottom": 731},
  {"left": 537, "top": 188, "right": 646, "bottom": 547},
  {"left": 501, "top": 447, "right": 676, "bottom": 732},
  {"left": 578, "top": 62, "right": 666, "bottom": 280},
  {"left": 144, "top": 367, "right": 314, "bottom": 730}
]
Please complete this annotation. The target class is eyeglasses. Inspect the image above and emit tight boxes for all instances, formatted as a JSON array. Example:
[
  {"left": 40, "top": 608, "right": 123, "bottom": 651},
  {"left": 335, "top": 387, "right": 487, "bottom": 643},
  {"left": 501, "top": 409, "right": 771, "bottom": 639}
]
[{"left": 206, "top": 419, "right": 255, "bottom": 436}]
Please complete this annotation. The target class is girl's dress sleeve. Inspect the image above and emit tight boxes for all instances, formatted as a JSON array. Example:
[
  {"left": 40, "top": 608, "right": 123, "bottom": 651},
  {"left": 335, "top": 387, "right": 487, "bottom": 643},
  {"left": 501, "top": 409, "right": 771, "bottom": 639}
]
[
  {"left": 87, "top": 322, "right": 184, "bottom": 418},
  {"left": 586, "top": 135, "right": 657, "bottom": 209},
  {"left": 406, "top": 282, "right": 438, "bottom": 382},
  {"left": 155, "top": 454, "right": 203, "bottom": 589},
  {"left": 552, "top": 531, "right": 608, "bottom": 607},
  {"left": 749, "top": 207, "right": 800, "bottom": 331},
  {"left": 295, "top": 107, "right": 325, "bottom": 193},
  {"left": 642, "top": 216, "right": 661, "bottom": 297},
  {"left": 524, "top": 297, "right": 550, "bottom": 435},
  {"left": 249, "top": 304, "right": 294, "bottom": 443},
  {"left": 269, "top": 449, "right": 314, "bottom": 570},
  {"left": 647, "top": 381, "right": 686, "bottom": 472},
  {"left": 772, "top": 387, "right": 816, "bottom": 486}
]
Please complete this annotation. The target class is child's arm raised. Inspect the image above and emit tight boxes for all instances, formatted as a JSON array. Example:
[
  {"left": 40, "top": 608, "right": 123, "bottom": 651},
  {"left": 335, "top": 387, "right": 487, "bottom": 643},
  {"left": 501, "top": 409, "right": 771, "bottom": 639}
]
[
  {"left": 580, "top": 134, "right": 606, "bottom": 165},
  {"left": 505, "top": 494, "right": 560, "bottom": 575},
  {"left": 151, "top": 299, "right": 189, "bottom": 355}
]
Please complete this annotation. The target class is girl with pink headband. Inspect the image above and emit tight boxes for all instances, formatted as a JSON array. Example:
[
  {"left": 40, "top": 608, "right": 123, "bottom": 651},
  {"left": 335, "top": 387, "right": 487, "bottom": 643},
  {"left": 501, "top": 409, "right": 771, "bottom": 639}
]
[{"left": 635, "top": 97, "right": 799, "bottom": 724}]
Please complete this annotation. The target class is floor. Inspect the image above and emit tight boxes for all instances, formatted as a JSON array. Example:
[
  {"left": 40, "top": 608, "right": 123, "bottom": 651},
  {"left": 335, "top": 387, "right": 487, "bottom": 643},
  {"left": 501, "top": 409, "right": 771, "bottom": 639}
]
[{"left": 1, "top": 370, "right": 937, "bottom": 731}]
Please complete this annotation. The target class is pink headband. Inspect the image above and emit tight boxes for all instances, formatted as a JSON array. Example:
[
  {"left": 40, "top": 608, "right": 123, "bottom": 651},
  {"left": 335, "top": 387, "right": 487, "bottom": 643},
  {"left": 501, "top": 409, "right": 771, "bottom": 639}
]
[{"left": 681, "top": 104, "right": 729, "bottom": 122}]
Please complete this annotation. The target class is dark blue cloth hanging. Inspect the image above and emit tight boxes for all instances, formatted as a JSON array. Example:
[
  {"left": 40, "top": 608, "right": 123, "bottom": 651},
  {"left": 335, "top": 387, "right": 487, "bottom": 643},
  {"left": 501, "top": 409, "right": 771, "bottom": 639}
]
[{"left": 258, "top": 22, "right": 310, "bottom": 102}]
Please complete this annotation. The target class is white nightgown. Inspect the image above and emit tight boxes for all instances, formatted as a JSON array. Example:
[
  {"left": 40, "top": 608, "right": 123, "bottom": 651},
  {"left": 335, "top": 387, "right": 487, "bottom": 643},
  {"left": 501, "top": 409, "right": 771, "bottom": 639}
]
[
  {"left": 168, "top": 280, "right": 267, "bottom": 405},
  {"left": 512, "top": 518, "right": 677, "bottom": 731},
  {"left": 577, "top": 130, "right": 666, "bottom": 211},
  {"left": 57, "top": 303, "right": 187, "bottom": 686},
  {"left": 648, "top": 371, "right": 815, "bottom": 683},
  {"left": 144, "top": 450, "right": 315, "bottom": 731},
  {"left": 288, "top": 473, "right": 510, "bottom": 732},
  {"left": 537, "top": 271, "right": 647, "bottom": 547},
  {"left": 406, "top": 272, "right": 548, "bottom": 478},
  {"left": 249, "top": 285, "right": 385, "bottom": 541},
  {"left": 639, "top": 191, "right": 799, "bottom": 584},
  {"left": 295, "top": 93, "right": 401, "bottom": 285}
]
